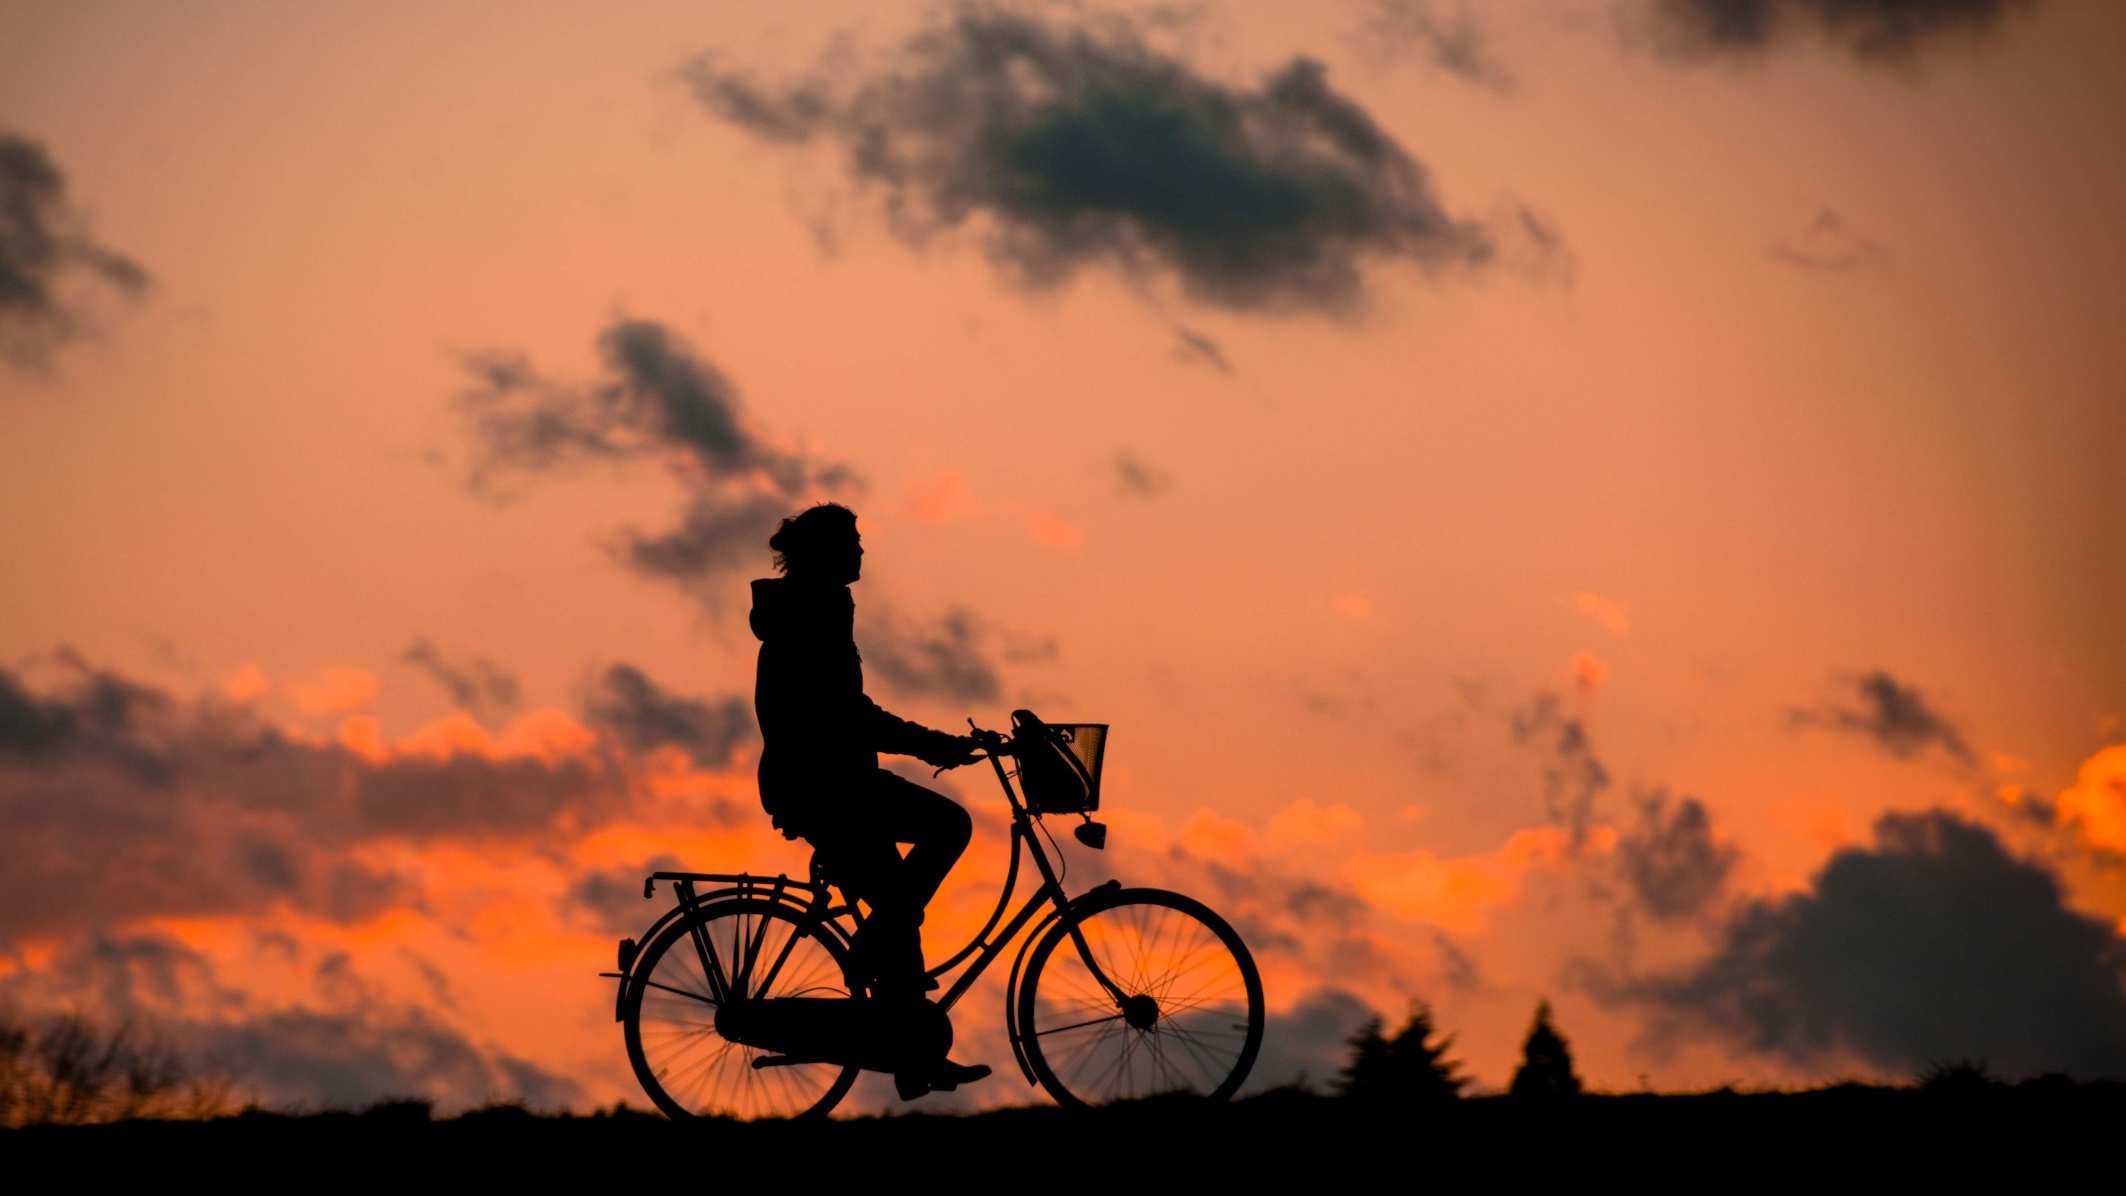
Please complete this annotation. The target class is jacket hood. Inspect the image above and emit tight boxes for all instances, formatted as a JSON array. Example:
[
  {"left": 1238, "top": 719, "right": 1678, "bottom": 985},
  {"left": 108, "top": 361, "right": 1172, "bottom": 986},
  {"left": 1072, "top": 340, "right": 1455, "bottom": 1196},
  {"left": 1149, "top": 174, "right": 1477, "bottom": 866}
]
[{"left": 749, "top": 576, "right": 852, "bottom": 642}]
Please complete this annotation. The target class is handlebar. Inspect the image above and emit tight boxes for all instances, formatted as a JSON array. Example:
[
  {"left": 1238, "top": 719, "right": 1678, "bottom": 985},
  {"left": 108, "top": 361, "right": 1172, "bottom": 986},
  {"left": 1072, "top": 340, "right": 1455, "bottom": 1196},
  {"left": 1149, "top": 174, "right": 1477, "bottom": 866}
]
[{"left": 930, "top": 721, "right": 1011, "bottom": 776}]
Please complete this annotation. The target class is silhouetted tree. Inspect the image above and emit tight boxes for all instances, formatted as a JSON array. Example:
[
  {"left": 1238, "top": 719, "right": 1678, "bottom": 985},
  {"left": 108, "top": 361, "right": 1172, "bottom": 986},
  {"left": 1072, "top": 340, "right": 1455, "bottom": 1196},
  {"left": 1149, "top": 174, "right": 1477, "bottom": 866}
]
[
  {"left": 1509, "top": 999, "right": 1582, "bottom": 1100},
  {"left": 0, "top": 1009, "right": 229, "bottom": 1126},
  {"left": 1335, "top": 1000, "right": 1467, "bottom": 1104}
]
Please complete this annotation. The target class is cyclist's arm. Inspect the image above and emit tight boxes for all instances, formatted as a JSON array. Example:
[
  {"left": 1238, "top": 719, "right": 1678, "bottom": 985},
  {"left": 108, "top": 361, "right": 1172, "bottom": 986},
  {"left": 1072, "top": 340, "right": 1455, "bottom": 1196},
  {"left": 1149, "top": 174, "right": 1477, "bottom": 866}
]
[{"left": 855, "top": 692, "right": 971, "bottom": 767}]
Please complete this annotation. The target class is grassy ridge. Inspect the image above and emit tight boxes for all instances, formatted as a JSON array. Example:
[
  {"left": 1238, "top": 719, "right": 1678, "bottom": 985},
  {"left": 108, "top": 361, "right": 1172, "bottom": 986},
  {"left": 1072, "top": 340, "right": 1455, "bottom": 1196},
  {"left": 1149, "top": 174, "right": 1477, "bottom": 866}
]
[{"left": 7, "top": 1082, "right": 2118, "bottom": 1179}]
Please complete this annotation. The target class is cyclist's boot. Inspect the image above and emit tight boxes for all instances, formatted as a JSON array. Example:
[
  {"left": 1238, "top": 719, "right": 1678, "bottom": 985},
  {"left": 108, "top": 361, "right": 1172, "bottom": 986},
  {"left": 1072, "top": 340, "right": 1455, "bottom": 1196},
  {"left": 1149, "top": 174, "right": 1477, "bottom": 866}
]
[{"left": 927, "top": 1058, "right": 992, "bottom": 1092}]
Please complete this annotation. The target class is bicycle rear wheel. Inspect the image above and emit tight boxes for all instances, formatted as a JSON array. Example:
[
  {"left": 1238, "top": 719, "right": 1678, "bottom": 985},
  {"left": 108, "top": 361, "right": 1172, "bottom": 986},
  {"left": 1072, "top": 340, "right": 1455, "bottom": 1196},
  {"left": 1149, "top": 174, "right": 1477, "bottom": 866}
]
[
  {"left": 622, "top": 896, "right": 860, "bottom": 1119},
  {"left": 1016, "top": 886, "right": 1263, "bottom": 1106}
]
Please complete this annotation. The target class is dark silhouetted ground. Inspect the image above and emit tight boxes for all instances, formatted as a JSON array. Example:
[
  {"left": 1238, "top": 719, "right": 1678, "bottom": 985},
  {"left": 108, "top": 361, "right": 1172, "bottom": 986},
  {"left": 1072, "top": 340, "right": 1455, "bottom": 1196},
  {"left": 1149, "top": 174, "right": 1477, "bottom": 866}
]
[{"left": 6, "top": 1082, "right": 2117, "bottom": 1182}]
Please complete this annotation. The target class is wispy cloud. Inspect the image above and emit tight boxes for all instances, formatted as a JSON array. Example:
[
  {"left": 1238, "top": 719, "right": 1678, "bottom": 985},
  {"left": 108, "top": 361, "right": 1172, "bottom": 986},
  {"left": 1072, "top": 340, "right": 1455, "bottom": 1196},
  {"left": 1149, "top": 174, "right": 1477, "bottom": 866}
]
[
  {"left": 1, "top": 131, "right": 149, "bottom": 370},
  {"left": 1789, "top": 669, "right": 1973, "bottom": 765},
  {"left": 682, "top": 5, "right": 1554, "bottom": 315},
  {"left": 1649, "top": 0, "right": 2042, "bottom": 64}
]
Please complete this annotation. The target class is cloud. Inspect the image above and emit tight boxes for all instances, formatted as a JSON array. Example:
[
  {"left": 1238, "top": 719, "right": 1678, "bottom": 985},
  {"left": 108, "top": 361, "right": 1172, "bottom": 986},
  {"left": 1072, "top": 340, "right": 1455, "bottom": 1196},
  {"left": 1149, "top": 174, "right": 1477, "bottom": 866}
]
[
  {"left": 457, "top": 318, "right": 836, "bottom": 493},
  {"left": 583, "top": 663, "right": 754, "bottom": 770},
  {"left": 1604, "top": 810, "right": 2126, "bottom": 1079},
  {"left": 1, "top": 131, "right": 149, "bottom": 369},
  {"left": 857, "top": 605, "right": 1005, "bottom": 703},
  {"left": 1353, "top": 0, "right": 1516, "bottom": 93},
  {"left": 2054, "top": 742, "right": 2126, "bottom": 856},
  {"left": 454, "top": 317, "right": 854, "bottom": 594},
  {"left": 1171, "top": 324, "right": 1233, "bottom": 373},
  {"left": 1113, "top": 449, "right": 1174, "bottom": 498},
  {"left": 1650, "top": 0, "right": 2040, "bottom": 63},
  {"left": 287, "top": 667, "right": 380, "bottom": 717},
  {"left": 622, "top": 490, "right": 799, "bottom": 586},
  {"left": 1616, "top": 789, "right": 1737, "bottom": 920},
  {"left": 1770, "top": 207, "right": 1885, "bottom": 273},
  {"left": 0, "top": 658, "right": 636, "bottom": 942},
  {"left": 562, "top": 854, "right": 685, "bottom": 935},
  {"left": 1245, "top": 986, "right": 1379, "bottom": 1092},
  {"left": 683, "top": 6, "right": 1534, "bottom": 315},
  {"left": 0, "top": 934, "right": 581, "bottom": 1112},
  {"left": 1571, "top": 591, "right": 1630, "bottom": 636},
  {"left": 0, "top": 649, "right": 172, "bottom": 781},
  {"left": 1509, "top": 692, "right": 1612, "bottom": 847},
  {"left": 400, "top": 638, "right": 522, "bottom": 716},
  {"left": 1789, "top": 669, "right": 1973, "bottom": 765}
]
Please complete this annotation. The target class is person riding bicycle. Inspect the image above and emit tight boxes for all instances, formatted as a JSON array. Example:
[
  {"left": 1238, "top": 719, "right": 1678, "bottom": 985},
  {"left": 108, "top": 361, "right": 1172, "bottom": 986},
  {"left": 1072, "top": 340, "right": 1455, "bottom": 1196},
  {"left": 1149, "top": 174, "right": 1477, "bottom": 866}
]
[{"left": 749, "top": 501, "right": 992, "bottom": 1099}]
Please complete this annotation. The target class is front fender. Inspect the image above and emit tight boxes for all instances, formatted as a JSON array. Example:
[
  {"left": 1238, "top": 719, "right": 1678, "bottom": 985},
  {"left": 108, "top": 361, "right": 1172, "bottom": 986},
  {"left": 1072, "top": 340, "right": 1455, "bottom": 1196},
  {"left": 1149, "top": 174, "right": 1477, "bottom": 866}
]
[{"left": 1002, "top": 879, "right": 1121, "bottom": 1086}]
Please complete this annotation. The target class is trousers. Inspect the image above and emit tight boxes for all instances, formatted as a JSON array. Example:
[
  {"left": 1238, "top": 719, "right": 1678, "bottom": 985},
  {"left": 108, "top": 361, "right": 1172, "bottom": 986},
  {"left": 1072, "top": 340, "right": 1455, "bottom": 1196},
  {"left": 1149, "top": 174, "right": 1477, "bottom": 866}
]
[{"left": 802, "top": 769, "right": 973, "bottom": 1001}]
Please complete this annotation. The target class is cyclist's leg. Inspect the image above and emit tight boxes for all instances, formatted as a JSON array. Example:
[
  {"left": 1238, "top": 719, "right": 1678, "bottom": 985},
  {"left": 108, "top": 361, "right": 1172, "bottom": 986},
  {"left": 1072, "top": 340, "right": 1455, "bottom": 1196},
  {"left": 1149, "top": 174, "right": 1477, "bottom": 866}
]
[
  {"left": 865, "top": 769, "right": 974, "bottom": 914},
  {"left": 807, "top": 830, "right": 908, "bottom": 989},
  {"left": 814, "top": 772, "right": 971, "bottom": 1000}
]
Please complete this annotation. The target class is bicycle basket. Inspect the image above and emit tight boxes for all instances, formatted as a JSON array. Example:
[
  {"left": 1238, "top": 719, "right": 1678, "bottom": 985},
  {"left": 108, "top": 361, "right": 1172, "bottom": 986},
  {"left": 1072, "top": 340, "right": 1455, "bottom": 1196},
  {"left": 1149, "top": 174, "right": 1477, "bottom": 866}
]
[{"left": 1010, "top": 709, "right": 1106, "bottom": 814}]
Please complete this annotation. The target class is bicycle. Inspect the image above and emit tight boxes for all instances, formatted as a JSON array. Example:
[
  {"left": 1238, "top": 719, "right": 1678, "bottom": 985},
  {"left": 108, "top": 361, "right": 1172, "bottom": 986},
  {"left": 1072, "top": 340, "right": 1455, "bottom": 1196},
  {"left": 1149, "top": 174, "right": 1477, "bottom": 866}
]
[{"left": 602, "top": 710, "right": 1265, "bottom": 1119}]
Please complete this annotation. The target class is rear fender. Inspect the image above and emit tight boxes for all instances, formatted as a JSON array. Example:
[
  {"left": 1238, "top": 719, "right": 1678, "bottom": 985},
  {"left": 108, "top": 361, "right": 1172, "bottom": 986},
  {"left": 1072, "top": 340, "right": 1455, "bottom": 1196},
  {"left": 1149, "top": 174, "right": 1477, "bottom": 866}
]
[{"left": 612, "top": 882, "right": 845, "bottom": 1022}]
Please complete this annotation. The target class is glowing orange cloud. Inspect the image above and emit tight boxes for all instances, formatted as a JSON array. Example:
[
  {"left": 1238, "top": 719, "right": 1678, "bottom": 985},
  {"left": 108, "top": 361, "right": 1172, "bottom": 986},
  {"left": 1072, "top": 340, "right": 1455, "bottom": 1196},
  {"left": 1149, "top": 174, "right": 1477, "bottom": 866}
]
[
  {"left": 2056, "top": 743, "right": 2126, "bottom": 855},
  {"left": 905, "top": 468, "right": 983, "bottom": 525},
  {"left": 289, "top": 667, "right": 381, "bottom": 716},
  {"left": 1571, "top": 592, "right": 1630, "bottom": 636}
]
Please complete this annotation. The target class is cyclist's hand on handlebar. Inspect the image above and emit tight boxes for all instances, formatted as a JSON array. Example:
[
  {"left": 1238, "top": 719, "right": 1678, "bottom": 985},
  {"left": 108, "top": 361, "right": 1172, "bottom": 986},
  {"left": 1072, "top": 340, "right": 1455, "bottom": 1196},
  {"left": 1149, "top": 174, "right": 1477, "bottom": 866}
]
[{"left": 927, "top": 733, "right": 986, "bottom": 772}]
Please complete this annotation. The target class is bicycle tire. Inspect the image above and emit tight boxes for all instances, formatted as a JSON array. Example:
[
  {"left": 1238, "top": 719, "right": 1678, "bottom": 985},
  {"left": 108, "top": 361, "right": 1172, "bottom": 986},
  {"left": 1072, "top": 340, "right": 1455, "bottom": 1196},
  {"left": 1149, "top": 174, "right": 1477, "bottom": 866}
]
[
  {"left": 1016, "top": 886, "right": 1264, "bottom": 1106},
  {"left": 622, "top": 896, "right": 861, "bottom": 1120}
]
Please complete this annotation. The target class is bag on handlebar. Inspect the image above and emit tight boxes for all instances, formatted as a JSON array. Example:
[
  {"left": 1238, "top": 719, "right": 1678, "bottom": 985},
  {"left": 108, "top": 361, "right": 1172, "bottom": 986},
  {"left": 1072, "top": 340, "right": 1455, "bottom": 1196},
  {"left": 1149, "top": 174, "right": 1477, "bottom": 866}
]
[{"left": 1010, "top": 709, "right": 1106, "bottom": 814}]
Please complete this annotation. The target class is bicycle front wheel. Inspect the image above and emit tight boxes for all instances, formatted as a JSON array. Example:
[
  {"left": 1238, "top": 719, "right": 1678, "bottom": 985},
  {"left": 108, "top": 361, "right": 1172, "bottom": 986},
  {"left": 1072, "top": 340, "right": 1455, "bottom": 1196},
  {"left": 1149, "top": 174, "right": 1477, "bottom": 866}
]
[
  {"left": 1016, "top": 886, "right": 1264, "bottom": 1106},
  {"left": 622, "top": 896, "right": 860, "bottom": 1120}
]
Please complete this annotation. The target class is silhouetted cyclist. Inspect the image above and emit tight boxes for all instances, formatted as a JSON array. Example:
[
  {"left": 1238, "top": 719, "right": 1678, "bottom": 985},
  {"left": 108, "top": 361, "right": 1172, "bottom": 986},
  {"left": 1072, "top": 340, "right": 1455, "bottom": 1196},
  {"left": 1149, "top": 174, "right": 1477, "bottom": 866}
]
[{"left": 749, "top": 501, "right": 992, "bottom": 1099}]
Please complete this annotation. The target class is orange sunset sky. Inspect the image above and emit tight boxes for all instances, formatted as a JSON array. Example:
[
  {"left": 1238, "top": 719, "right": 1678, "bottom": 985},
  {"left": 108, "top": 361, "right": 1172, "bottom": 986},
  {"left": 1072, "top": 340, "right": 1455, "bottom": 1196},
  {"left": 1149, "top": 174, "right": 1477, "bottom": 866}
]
[{"left": 3, "top": 0, "right": 2124, "bottom": 1113}]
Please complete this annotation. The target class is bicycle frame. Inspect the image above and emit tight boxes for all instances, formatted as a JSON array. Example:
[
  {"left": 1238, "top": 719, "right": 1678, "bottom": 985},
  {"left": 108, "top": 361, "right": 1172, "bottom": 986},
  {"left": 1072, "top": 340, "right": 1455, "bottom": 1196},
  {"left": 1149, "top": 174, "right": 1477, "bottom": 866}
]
[{"left": 613, "top": 743, "right": 1128, "bottom": 1083}]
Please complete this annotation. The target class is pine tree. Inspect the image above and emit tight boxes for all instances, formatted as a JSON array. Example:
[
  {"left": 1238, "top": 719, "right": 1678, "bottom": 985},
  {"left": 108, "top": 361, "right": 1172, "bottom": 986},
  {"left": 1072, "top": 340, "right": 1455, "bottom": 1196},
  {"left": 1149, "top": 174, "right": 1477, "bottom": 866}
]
[
  {"left": 1332, "top": 1016, "right": 1393, "bottom": 1100},
  {"left": 1509, "top": 999, "right": 1583, "bottom": 1100},
  {"left": 1335, "top": 1001, "right": 1467, "bottom": 1104}
]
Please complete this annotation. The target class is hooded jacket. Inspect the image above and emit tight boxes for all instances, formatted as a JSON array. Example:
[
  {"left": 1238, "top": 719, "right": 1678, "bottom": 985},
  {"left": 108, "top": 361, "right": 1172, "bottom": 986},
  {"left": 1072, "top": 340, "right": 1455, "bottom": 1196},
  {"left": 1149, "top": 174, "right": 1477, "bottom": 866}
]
[{"left": 750, "top": 576, "right": 964, "bottom": 839}]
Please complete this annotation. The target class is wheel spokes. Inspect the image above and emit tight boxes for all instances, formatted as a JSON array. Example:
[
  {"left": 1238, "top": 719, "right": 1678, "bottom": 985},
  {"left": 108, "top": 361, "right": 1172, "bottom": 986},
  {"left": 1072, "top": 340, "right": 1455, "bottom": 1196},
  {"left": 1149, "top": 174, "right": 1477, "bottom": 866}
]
[
  {"left": 632, "top": 906, "right": 855, "bottom": 1119},
  {"left": 1027, "top": 897, "right": 1257, "bottom": 1104}
]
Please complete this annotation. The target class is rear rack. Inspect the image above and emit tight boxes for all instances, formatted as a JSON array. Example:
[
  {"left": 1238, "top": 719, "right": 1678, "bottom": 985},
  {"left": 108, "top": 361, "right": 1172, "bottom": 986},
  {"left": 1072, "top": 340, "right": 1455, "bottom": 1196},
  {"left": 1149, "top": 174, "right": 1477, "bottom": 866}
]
[{"left": 643, "top": 869, "right": 831, "bottom": 901}]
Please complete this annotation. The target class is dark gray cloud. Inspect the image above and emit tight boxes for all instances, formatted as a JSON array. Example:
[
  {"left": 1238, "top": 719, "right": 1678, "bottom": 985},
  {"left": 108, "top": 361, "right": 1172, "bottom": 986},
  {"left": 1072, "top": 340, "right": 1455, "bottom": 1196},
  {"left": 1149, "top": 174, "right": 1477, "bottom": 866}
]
[
  {"left": 1113, "top": 449, "right": 1174, "bottom": 498},
  {"left": 0, "top": 649, "right": 172, "bottom": 782},
  {"left": 1430, "top": 930, "right": 1487, "bottom": 994},
  {"left": 858, "top": 605, "right": 1005, "bottom": 703},
  {"left": 1, "top": 132, "right": 149, "bottom": 369},
  {"left": 1652, "top": 0, "right": 2040, "bottom": 62},
  {"left": 1170, "top": 325, "right": 1232, "bottom": 373},
  {"left": 1244, "top": 986, "right": 1379, "bottom": 1092},
  {"left": 455, "top": 318, "right": 854, "bottom": 595},
  {"left": 457, "top": 318, "right": 835, "bottom": 493},
  {"left": 1789, "top": 669, "right": 1973, "bottom": 765},
  {"left": 584, "top": 663, "right": 754, "bottom": 769},
  {"left": 1616, "top": 788, "right": 1738, "bottom": 920},
  {"left": 0, "top": 658, "right": 641, "bottom": 942},
  {"left": 1604, "top": 810, "right": 2126, "bottom": 1080},
  {"left": 563, "top": 854, "right": 684, "bottom": 935},
  {"left": 684, "top": 6, "right": 1536, "bottom": 315},
  {"left": 1354, "top": 0, "right": 1516, "bottom": 92},
  {"left": 1770, "top": 207, "right": 1885, "bottom": 273},
  {"left": 1509, "top": 692, "right": 1612, "bottom": 847},
  {"left": 0, "top": 934, "right": 580, "bottom": 1112},
  {"left": 622, "top": 490, "right": 796, "bottom": 586},
  {"left": 400, "top": 637, "right": 521, "bottom": 716}
]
